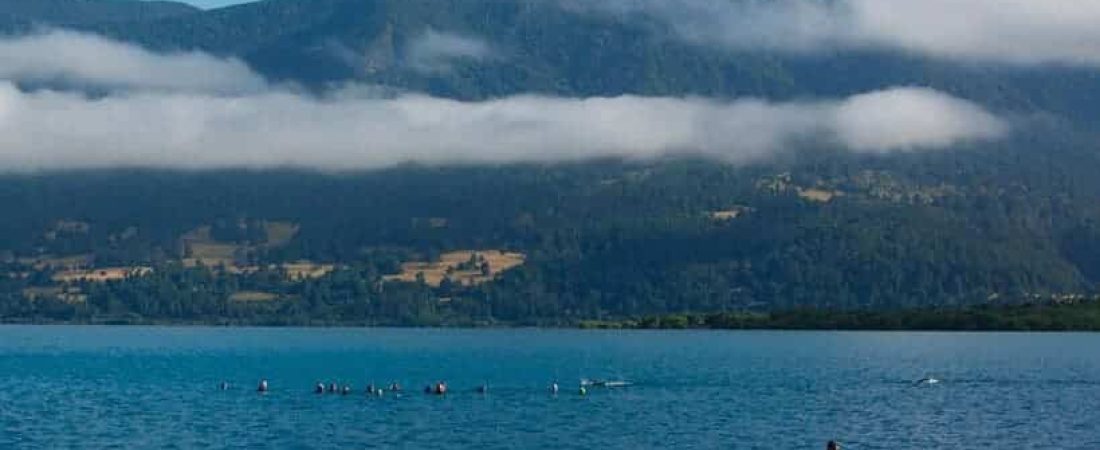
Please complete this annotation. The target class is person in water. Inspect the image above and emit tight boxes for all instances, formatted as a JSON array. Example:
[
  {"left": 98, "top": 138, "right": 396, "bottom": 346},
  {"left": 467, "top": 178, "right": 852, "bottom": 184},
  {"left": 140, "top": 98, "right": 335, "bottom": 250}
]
[
  {"left": 434, "top": 381, "right": 448, "bottom": 395},
  {"left": 219, "top": 381, "right": 229, "bottom": 391},
  {"left": 476, "top": 383, "right": 488, "bottom": 394},
  {"left": 328, "top": 382, "right": 338, "bottom": 393},
  {"left": 389, "top": 382, "right": 401, "bottom": 392},
  {"left": 826, "top": 440, "right": 840, "bottom": 450},
  {"left": 257, "top": 379, "right": 269, "bottom": 393},
  {"left": 342, "top": 385, "right": 351, "bottom": 395},
  {"left": 549, "top": 382, "right": 559, "bottom": 395},
  {"left": 315, "top": 383, "right": 325, "bottom": 394}
]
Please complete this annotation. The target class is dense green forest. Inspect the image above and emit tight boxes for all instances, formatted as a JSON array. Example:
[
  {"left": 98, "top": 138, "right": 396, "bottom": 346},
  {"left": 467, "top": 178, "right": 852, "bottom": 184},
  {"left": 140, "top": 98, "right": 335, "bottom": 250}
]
[
  {"left": 3, "top": 134, "right": 1100, "bottom": 325},
  {"left": 585, "top": 301, "right": 1100, "bottom": 332}
]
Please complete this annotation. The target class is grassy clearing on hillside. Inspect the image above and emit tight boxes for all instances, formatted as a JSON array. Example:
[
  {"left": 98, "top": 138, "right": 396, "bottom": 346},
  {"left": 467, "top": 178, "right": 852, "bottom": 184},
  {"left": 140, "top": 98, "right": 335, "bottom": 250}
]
[
  {"left": 181, "top": 221, "right": 300, "bottom": 267},
  {"left": 383, "top": 250, "right": 526, "bottom": 287},
  {"left": 52, "top": 267, "right": 152, "bottom": 283},
  {"left": 797, "top": 188, "right": 844, "bottom": 203},
  {"left": 282, "top": 261, "right": 335, "bottom": 280},
  {"left": 229, "top": 291, "right": 278, "bottom": 302}
]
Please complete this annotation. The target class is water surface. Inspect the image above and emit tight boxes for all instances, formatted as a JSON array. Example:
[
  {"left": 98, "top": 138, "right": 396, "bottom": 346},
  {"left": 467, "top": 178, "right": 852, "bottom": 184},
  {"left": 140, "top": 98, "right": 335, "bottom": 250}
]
[{"left": 1, "top": 327, "right": 1098, "bottom": 449}]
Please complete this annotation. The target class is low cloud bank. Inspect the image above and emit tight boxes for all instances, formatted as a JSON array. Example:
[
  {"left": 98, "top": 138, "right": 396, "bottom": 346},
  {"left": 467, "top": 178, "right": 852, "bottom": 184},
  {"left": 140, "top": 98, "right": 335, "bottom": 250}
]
[
  {"left": 406, "top": 29, "right": 496, "bottom": 73},
  {"left": 0, "top": 84, "right": 1006, "bottom": 171},
  {"left": 0, "top": 30, "right": 266, "bottom": 94},
  {"left": 0, "top": 30, "right": 1008, "bottom": 171},
  {"left": 568, "top": 0, "right": 1100, "bottom": 67}
]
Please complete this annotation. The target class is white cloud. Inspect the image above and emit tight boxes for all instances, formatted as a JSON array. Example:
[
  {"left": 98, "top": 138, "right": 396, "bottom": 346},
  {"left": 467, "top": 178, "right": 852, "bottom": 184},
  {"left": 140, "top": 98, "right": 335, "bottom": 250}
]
[
  {"left": 0, "top": 30, "right": 267, "bottom": 93},
  {"left": 832, "top": 88, "right": 1007, "bottom": 152},
  {"left": 0, "top": 30, "right": 1007, "bottom": 171},
  {"left": 0, "top": 84, "right": 1006, "bottom": 171},
  {"left": 569, "top": 0, "right": 1100, "bottom": 67},
  {"left": 406, "top": 29, "right": 496, "bottom": 73}
]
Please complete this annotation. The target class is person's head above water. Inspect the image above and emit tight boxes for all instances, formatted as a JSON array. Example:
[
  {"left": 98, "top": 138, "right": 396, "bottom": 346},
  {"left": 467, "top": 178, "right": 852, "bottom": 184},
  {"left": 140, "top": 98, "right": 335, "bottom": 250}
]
[{"left": 826, "top": 440, "right": 839, "bottom": 450}]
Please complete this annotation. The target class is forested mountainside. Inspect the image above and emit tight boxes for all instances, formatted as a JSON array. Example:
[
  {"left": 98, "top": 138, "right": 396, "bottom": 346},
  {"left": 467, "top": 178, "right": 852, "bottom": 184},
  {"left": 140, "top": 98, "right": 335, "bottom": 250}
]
[
  {"left": 0, "top": 0, "right": 197, "bottom": 28},
  {"left": 4, "top": 139, "right": 1100, "bottom": 325},
  {"left": 2, "top": 0, "right": 1100, "bottom": 325},
  {"left": 0, "top": 0, "right": 1092, "bottom": 123}
]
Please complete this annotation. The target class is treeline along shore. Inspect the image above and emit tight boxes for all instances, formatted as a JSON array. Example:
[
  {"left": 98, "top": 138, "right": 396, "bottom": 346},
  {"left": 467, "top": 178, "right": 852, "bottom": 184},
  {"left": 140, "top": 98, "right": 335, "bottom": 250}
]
[
  {"left": 6, "top": 296, "right": 1100, "bottom": 331},
  {"left": 581, "top": 300, "right": 1100, "bottom": 332}
]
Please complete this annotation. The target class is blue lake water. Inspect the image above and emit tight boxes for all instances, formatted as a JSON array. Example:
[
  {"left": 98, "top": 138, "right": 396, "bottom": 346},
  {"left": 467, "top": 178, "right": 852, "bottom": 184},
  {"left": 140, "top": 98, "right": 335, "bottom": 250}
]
[{"left": 1, "top": 327, "right": 1099, "bottom": 449}]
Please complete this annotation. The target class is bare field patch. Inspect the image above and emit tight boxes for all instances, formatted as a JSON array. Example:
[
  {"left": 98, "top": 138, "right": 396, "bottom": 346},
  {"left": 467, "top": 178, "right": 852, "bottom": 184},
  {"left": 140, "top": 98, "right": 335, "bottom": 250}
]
[
  {"left": 282, "top": 261, "right": 336, "bottom": 280},
  {"left": 709, "top": 206, "right": 753, "bottom": 221},
  {"left": 383, "top": 250, "right": 526, "bottom": 287},
  {"left": 798, "top": 188, "right": 844, "bottom": 203},
  {"left": 53, "top": 267, "right": 152, "bottom": 283},
  {"left": 229, "top": 291, "right": 279, "bottom": 302}
]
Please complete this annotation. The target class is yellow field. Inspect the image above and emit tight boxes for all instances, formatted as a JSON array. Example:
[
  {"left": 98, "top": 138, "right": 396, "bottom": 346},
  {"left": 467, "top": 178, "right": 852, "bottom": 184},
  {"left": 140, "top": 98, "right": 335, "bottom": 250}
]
[
  {"left": 229, "top": 291, "right": 279, "bottom": 302},
  {"left": 383, "top": 250, "right": 526, "bottom": 287},
  {"left": 797, "top": 188, "right": 844, "bottom": 203},
  {"left": 708, "top": 206, "right": 752, "bottom": 221},
  {"left": 282, "top": 262, "right": 336, "bottom": 280},
  {"left": 52, "top": 267, "right": 152, "bottom": 283}
]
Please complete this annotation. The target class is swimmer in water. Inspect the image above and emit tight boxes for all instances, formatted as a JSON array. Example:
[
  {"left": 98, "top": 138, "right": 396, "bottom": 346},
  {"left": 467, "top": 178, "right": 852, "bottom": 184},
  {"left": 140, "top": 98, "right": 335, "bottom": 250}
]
[
  {"left": 329, "top": 382, "right": 338, "bottom": 393},
  {"left": 476, "top": 383, "right": 488, "bottom": 394},
  {"left": 826, "top": 440, "right": 840, "bottom": 450},
  {"left": 219, "top": 381, "right": 229, "bottom": 391},
  {"left": 257, "top": 379, "right": 269, "bottom": 393},
  {"left": 389, "top": 382, "right": 401, "bottom": 392},
  {"left": 550, "top": 382, "right": 559, "bottom": 395},
  {"left": 342, "top": 385, "right": 351, "bottom": 395},
  {"left": 315, "top": 383, "right": 325, "bottom": 394}
]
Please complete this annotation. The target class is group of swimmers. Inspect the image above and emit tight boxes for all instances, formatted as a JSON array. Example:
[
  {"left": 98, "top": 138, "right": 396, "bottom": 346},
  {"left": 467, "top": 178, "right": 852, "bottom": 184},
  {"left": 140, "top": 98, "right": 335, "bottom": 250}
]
[{"left": 248, "top": 379, "right": 592, "bottom": 396}]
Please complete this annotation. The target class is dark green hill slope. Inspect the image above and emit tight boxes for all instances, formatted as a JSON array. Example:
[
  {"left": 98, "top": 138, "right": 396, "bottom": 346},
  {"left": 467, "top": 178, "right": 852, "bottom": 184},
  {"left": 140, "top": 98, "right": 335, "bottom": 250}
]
[
  {"left": 77, "top": 0, "right": 1098, "bottom": 121},
  {"left": 2, "top": 136, "right": 1099, "bottom": 324},
  {"left": 0, "top": 0, "right": 197, "bottom": 29}
]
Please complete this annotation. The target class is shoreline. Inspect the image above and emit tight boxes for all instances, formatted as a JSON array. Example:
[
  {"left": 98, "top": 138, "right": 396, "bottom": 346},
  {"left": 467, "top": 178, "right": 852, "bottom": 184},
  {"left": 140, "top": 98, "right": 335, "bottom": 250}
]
[{"left": 4, "top": 306, "right": 1100, "bottom": 332}]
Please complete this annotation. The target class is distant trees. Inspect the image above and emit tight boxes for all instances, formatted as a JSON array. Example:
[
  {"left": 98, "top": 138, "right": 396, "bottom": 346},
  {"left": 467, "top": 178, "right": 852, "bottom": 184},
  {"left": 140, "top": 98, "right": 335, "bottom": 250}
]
[{"left": 0, "top": 145, "right": 1100, "bottom": 325}]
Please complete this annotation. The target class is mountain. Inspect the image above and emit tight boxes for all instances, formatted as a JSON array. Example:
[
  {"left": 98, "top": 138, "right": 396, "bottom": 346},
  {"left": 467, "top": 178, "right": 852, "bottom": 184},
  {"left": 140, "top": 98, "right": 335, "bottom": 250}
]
[
  {"left": 0, "top": 0, "right": 198, "bottom": 29},
  {"left": 0, "top": 0, "right": 1096, "bottom": 122},
  {"left": 1, "top": 0, "right": 1100, "bottom": 325},
  {"left": 0, "top": 0, "right": 1079, "bottom": 123}
]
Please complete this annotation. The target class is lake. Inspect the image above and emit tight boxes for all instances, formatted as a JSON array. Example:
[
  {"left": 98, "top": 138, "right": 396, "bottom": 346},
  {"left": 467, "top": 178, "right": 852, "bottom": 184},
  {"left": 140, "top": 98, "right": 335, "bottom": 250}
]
[{"left": 1, "top": 327, "right": 1098, "bottom": 449}]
